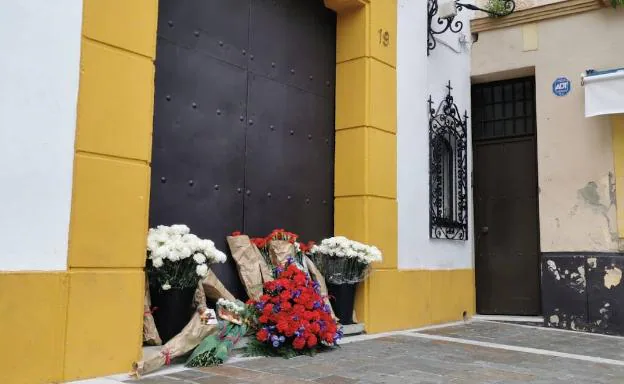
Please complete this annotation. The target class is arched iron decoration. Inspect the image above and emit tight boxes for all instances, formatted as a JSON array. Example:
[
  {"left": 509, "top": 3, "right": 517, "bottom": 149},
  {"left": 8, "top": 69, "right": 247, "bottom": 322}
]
[
  {"left": 429, "top": 81, "right": 468, "bottom": 240},
  {"left": 427, "top": 0, "right": 516, "bottom": 56}
]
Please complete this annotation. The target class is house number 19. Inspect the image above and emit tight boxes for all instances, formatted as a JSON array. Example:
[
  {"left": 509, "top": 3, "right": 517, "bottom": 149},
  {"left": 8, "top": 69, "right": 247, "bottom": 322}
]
[{"left": 378, "top": 29, "right": 390, "bottom": 47}]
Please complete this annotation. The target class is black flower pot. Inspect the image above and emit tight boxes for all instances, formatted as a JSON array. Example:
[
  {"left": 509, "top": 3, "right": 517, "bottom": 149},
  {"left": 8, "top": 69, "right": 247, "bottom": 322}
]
[
  {"left": 149, "top": 286, "right": 196, "bottom": 343},
  {"left": 327, "top": 282, "right": 356, "bottom": 325}
]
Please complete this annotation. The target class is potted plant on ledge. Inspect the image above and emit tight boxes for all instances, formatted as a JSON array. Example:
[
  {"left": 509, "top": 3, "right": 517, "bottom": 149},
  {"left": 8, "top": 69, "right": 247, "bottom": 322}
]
[
  {"left": 146, "top": 224, "right": 227, "bottom": 342},
  {"left": 309, "top": 236, "right": 382, "bottom": 325}
]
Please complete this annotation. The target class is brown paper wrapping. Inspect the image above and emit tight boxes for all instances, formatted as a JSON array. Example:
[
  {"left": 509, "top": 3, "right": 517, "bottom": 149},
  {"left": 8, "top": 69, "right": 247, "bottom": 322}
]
[
  {"left": 193, "top": 280, "right": 208, "bottom": 315},
  {"left": 305, "top": 255, "right": 336, "bottom": 320},
  {"left": 143, "top": 276, "right": 162, "bottom": 346},
  {"left": 227, "top": 235, "right": 273, "bottom": 300},
  {"left": 268, "top": 240, "right": 295, "bottom": 267},
  {"left": 131, "top": 312, "right": 218, "bottom": 377},
  {"left": 202, "top": 269, "right": 236, "bottom": 302}
]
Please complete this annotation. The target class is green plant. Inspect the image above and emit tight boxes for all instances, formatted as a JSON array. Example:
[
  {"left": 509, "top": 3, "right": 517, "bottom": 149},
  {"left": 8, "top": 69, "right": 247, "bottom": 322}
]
[
  {"left": 484, "top": 0, "right": 511, "bottom": 17},
  {"left": 611, "top": 0, "right": 624, "bottom": 7}
]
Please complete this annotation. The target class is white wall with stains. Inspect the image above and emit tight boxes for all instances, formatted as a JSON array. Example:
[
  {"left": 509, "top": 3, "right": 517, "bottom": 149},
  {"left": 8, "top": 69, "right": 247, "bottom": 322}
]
[
  {"left": 472, "top": 7, "right": 624, "bottom": 252},
  {"left": 397, "top": 0, "right": 474, "bottom": 269}
]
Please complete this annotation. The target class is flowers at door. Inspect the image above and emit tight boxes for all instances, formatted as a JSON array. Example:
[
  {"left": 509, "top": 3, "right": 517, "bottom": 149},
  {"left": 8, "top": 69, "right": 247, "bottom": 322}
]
[
  {"left": 245, "top": 258, "right": 342, "bottom": 357},
  {"left": 146, "top": 224, "right": 227, "bottom": 290},
  {"left": 309, "top": 236, "right": 382, "bottom": 284}
]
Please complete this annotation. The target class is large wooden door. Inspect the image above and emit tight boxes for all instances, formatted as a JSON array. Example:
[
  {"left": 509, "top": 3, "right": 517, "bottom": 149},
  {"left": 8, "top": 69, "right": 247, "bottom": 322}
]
[
  {"left": 472, "top": 77, "right": 541, "bottom": 315},
  {"left": 149, "top": 0, "right": 336, "bottom": 299}
]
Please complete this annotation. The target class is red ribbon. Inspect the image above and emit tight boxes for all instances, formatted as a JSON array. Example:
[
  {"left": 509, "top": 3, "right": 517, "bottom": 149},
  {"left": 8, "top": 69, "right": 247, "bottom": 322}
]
[
  {"left": 144, "top": 306, "right": 159, "bottom": 316},
  {"left": 163, "top": 349, "right": 171, "bottom": 366}
]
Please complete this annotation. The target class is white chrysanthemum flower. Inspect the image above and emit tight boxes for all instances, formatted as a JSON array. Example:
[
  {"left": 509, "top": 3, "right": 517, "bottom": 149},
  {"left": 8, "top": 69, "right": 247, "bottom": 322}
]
[
  {"left": 162, "top": 282, "right": 171, "bottom": 290},
  {"left": 217, "top": 298, "right": 245, "bottom": 313},
  {"left": 212, "top": 249, "right": 227, "bottom": 263},
  {"left": 193, "top": 253, "right": 207, "bottom": 264},
  {"left": 170, "top": 224, "right": 190, "bottom": 235},
  {"left": 179, "top": 246, "right": 192, "bottom": 259},
  {"left": 168, "top": 250, "right": 181, "bottom": 262},
  {"left": 152, "top": 257, "right": 164, "bottom": 268},
  {"left": 153, "top": 245, "right": 170, "bottom": 259},
  {"left": 200, "top": 239, "right": 215, "bottom": 251},
  {"left": 314, "top": 236, "right": 382, "bottom": 265},
  {"left": 196, "top": 264, "right": 209, "bottom": 277}
]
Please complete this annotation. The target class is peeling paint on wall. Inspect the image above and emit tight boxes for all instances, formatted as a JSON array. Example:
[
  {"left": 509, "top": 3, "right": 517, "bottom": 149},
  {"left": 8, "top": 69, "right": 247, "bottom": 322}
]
[
  {"left": 604, "top": 266, "right": 622, "bottom": 289},
  {"left": 546, "top": 259, "right": 561, "bottom": 280},
  {"left": 574, "top": 176, "right": 619, "bottom": 250}
]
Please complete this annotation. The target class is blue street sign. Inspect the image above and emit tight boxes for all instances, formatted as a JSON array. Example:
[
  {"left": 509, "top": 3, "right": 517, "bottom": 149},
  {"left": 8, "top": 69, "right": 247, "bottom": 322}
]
[{"left": 552, "top": 77, "right": 571, "bottom": 97}]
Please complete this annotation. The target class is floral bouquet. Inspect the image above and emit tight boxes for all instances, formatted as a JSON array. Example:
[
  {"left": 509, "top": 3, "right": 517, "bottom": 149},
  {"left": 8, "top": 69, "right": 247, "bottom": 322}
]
[
  {"left": 246, "top": 258, "right": 343, "bottom": 358},
  {"left": 250, "top": 229, "right": 315, "bottom": 271},
  {"left": 146, "top": 224, "right": 227, "bottom": 342},
  {"left": 185, "top": 298, "right": 251, "bottom": 368},
  {"left": 309, "top": 236, "right": 382, "bottom": 284},
  {"left": 146, "top": 224, "right": 227, "bottom": 291}
]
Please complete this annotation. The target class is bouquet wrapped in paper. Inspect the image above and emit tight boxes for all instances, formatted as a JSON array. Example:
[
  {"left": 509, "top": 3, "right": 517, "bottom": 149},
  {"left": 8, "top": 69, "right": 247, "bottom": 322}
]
[
  {"left": 227, "top": 232, "right": 273, "bottom": 300},
  {"left": 185, "top": 299, "right": 250, "bottom": 367},
  {"left": 132, "top": 267, "right": 237, "bottom": 377},
  {"left": 309, "top": 236, "right": 382, "bottom": 284},
  {"left": 247, "top": 229, "right": 335, "bottom": 319},
  {"left": 245, "top": 258, "right": 343, "bottom": 358}
]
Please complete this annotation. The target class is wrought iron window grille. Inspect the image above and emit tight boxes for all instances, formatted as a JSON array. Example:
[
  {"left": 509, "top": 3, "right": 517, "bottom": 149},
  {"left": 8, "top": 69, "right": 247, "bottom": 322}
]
[
  {"left": 427, "top": 0, "right": 515, "bottom": 55},
  {"left": 429, "top": 81, "right": 468, "bottom": 241}
]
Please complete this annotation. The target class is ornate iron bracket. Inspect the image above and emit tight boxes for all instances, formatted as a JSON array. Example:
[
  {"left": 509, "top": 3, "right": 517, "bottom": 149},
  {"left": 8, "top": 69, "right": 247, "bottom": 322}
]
[
  {"left": 428, "top": 0, "right": 515, "bottom": 55},
  {"left": 429, "top": 81, "right": 468, "bottom": 241}
]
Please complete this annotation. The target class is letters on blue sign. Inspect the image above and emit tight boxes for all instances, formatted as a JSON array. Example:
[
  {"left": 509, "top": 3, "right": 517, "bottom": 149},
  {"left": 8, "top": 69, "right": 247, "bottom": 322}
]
[{"left": 552, "top": 77, "right": 571, "bottom": 97}]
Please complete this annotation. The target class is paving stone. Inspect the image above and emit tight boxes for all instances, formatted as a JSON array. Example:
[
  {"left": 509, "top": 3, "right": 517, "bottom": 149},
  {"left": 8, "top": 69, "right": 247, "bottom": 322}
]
[
  {"left": 314, "top": 375, "right": 358, "bottom": 384},
  {"left": 124, "top": 321, "right": 624, "bottom": 383},
  {"left": 168, "top": 370, "right": 214, "bottom": 381}
]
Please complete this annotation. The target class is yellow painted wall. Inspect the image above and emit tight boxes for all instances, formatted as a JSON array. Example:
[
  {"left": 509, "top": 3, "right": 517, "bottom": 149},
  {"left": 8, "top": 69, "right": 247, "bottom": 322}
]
[
  {"left": 330, "top": 0, "right": 474, "bottom": 333},
  {"left": 64, "top": 0, "right": 157, "bottom": 381},
  {"left": 612, "top": 115, "right": 624, "bottom": 238},
  {"left": 0, "top": 273, "right": 69, "bottom": 384}
]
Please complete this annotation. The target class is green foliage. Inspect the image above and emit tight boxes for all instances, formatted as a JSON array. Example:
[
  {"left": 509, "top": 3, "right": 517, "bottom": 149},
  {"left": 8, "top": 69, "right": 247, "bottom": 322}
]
[
  {"left": 484, "top": 0, "right": 510, "bottom": 17},
  {"left": 244, "top": 339, "right": 333, "bottom": 359},
  {"left": 611, "top": 0, "right": 624, "bottom": 7}
]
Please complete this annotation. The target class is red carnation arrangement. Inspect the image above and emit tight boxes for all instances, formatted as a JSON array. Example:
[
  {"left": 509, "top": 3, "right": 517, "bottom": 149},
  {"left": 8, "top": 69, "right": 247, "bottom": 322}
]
[
  {"left": 250, "top": 229, "right": 316, "bottom": 255},
  {"left": 246, "top": 258, "right": 343, "bottom": 357}
]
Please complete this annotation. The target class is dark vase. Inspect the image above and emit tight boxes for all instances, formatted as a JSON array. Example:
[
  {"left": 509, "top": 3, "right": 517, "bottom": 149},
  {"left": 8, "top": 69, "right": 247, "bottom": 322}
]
[
  {"left": 327, "top": 282, "right": 357, "bottom": 325},
  {"left": 149, "top": 286, "right": 196, "bottom": 343}
]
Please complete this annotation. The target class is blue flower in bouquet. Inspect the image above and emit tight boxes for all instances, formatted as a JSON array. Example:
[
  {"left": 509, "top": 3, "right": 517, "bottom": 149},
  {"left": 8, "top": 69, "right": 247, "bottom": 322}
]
[
  {"left": 313, "top": 301, "right": 321, "bottom": 309},
  {"left": 323, "top": 304, "right": 332, "bottom": 313}
]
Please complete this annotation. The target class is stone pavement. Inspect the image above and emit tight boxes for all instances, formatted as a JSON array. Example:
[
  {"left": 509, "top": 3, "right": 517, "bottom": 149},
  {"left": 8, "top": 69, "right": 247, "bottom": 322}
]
[{"left": 77, "top": 320, "right": 624, "bottom": 384}]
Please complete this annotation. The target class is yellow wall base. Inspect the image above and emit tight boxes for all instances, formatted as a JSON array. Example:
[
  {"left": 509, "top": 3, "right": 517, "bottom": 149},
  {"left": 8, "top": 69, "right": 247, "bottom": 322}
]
[
  {"left": 356, "top": 269, "right": 476, "bottom": 334},
  {"left": 0, "top": 271, "right": 144, "bottom": 384},
  {"left": 0, "top": 273, "right": 68, "bottom": 384}
]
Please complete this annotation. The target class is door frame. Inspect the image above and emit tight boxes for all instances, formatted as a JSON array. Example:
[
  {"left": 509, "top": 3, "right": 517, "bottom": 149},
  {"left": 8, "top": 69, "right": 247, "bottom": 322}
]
[{"left": 471, "top": 76, "right": 542, "bottom": 316}]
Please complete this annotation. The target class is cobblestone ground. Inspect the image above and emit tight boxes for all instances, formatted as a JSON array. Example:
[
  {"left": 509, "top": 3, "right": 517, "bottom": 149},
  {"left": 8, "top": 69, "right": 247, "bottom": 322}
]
[{"left": 117, "top": 321, "right": 624, "bottom": 384}]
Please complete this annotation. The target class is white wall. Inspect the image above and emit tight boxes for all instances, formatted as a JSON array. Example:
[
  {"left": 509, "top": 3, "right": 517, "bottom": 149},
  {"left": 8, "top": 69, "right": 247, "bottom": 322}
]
[
  {"left": 0, "top": 1, "right": 82, "bottom": 271},
  {"left": 397, "top": 0, "right": 473, "bottom": 269}
]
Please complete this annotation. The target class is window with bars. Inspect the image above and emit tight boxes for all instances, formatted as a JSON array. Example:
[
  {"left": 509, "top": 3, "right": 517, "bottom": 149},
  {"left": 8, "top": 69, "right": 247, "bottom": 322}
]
[
  {"left": 471, "top": 77, "right": 535, "bottom": 141},
  {"left": 428, "top": 83, "right": 468, "bottom": 241}
]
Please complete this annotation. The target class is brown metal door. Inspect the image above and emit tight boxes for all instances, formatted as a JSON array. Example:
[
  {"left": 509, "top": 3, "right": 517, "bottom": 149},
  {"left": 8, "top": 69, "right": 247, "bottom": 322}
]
[
  {"left": 149, "top": 0, "right": 336, "bottom": 299},
  {"left": 472, "top": 77, "right": 541, "bottom": 315}
]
